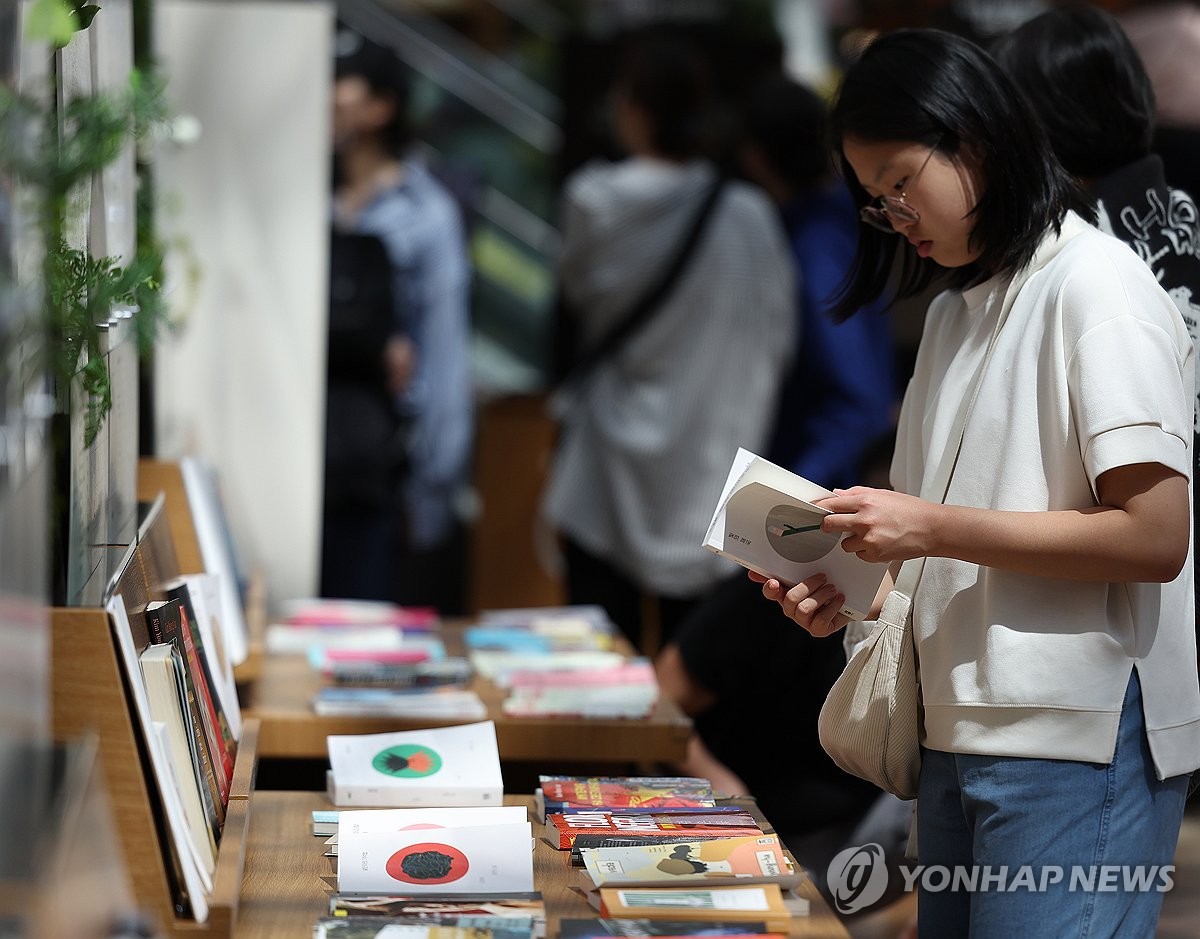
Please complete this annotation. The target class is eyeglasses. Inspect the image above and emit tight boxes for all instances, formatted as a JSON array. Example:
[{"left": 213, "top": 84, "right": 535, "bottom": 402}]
[{"left": 859, "top": 145, "right": 939, "bottom": 234}]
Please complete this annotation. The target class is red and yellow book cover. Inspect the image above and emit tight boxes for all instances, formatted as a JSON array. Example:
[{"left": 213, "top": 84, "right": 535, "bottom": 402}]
[
  {"left": 538, "top": 776, "right": 715, "bottom": 820},
  {"left": 546, "top": 811, "right": 763, "bottom": 850}
]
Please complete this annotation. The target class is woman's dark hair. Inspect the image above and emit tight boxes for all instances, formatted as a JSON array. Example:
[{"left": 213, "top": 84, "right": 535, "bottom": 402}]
[
  {"left": 613, "top": 29, "right": 713, "bottom": 160},
  {"left": 334, "top": 28, "right": 413, "bottom": 155},
  {"left": 990, "top": 3, "right": 1156, "bottom": 181},
  {"left": 828, "top": 28, "right": 1093, "bottom": 320},
  {"left": 741, "top": 73, "right": 832, "bottom": 190}
]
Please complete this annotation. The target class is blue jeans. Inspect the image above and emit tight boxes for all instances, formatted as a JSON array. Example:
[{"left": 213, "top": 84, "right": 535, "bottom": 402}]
[{"left": 917, "top": 670, "right": 1190, "bottom": 938}]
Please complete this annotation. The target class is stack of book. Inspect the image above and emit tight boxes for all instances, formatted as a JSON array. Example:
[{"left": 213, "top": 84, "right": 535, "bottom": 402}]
[
  {"left": 466, "top": 606, "right": 659, "bottom": 720},
  {"left": 268, "top": 597, "right": 485, "bottom": 720},
  {"left": 314, "top": 803, "right": 542, "bottom": 939},
  {"left": 106, "top": 572, "right": 246, "bottom": 923},
  {"left": 536, "top": 776, "right": 809, "bottom": 936},
  {"left": 326, "top": 721, "right": 505, "bottom": 808},
  {"left": 266, "top": 597, "right": 440, "bottom": 655}
]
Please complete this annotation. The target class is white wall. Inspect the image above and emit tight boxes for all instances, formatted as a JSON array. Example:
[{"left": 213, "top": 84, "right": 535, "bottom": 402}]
[{"left": 154, "top": 0, "right": 333, "bottom": 609}]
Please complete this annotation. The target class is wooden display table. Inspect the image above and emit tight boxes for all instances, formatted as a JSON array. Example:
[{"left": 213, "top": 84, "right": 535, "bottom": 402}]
[
  {"left": 239, "top": 624, "right": 693, "bottom": 765},
  {"left": 234, "top": 792, "right": 852, "bottom": 939}
]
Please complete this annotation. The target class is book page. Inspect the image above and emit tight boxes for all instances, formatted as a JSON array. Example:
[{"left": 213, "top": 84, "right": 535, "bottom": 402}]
[{"left": 703, "top": 449, "right": 887, "bottom": 620}]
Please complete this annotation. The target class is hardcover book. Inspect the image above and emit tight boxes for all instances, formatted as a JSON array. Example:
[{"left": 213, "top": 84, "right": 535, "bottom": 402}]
[
  {"left": 536, "top": 776, "right": 715, "bottom": 822},
  {"left": 702, "top": 447, "right": 889, "bottom": 620},
  {"left": 545, "top": 811, "right": 763, "bottom": 850},
  {"left": 591, "top": 885, "right": 808, "bottom": 931},
  {"left": 578, "top": 836, "right": 800, "bottom": 890},
  {"left": 336, "top": 821, "right": 535, "bottom": 894},
  {"left": 327, "top": 721, "right": 504, "bottom": 807}
]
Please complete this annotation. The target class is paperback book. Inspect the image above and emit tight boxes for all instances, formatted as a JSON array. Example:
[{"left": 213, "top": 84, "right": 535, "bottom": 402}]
[
  {"left": 336, "top": 821, "right": 535, "bottom": 894},
  {"left": 569, "top": 835, "right": 762, "bottom": 869},
  {"left": 545, "top": 810, "right": 762, "bottom": 850},
  {"left": 337, "top": 805, "right": 529, "bottom": 838},
  {"left": 578, "top": 836, "right": 800, "bottom": 891},
  {"left": 282, "top": 597, "right": 440, "bottom": 630},
  {"left": 327, "top": 721, "right": 504, "bottom": 808},
  {"left": 314, "top": 809, "right": 341, "bottom": 836},
  {"left": 590, "top": 885, "right": 808, "bottom": 931},
  {"left": 559, "top": 919, "right": 782, "bottom": 939},
  {"left": 145, "top": 598, "right": 234, "bottom": 810},
  {"left": 502, "top": 685, "right": 659, "bottom": 720},
  {"left": 702, "top": 447, "right": 889, "bottom": 620},
  {"left": 312, "top": 919, "right": 534, "bottom": 939},
  {"left": 108, "top": 594, "right": 212, "bottom": 921},
  {"left": 470, "top": 651, "right": 626, "bottom": 685},
  {"left": 163, "top": 572, "right": 244, "bottom": 742},
  {"left": 324, "top": 657, "right": 473, "bottom": 689},
  {"left": 314, "top": 687, "right": 487, "bottom": 721},
  {"left": 327, "top": 890, "right": 545, "bottom": 936},
  {"left": 536, "top": 776, "right": 715, "bottom": 822}
]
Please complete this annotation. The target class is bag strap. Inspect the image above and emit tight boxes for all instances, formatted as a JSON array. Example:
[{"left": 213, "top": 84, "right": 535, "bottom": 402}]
[
  {"left": 894, "top": 273, "right": 1022, "bottom": 598},
  {"left": 556, "top": 174, "right": 726, "bottom": 392}
]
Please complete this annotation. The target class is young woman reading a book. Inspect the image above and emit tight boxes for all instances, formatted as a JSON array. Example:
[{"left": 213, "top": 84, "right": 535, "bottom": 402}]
[{"left": 753, "top": 28, "right": 1199, "bottom": 938}]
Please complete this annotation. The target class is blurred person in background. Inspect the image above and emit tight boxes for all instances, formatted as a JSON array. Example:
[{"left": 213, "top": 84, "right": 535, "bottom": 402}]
[
  {"left": 993, "top": 0, "right": 1200, "bottom": 628},
  {"left": 655, "top": 70, "right": 899, "bottom": 898},
  {"left": 540, "top": 27, "right": 794, "bottom": 654},
  {"left": 331, "top": 29, "right": 474, "bottom": 614}
]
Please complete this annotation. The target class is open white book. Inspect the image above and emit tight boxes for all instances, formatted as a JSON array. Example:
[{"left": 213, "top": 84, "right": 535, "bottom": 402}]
[{"left": 703, "top": 448, "right": 888, "bottom": 620}]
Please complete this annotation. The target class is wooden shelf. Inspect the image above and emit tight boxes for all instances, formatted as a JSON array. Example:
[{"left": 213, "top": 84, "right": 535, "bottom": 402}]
[{"left": 51, "top": 498, "right": 258, "bottom": 937}]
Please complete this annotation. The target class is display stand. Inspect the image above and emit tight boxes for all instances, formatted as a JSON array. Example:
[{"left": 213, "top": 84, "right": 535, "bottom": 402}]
[{"left": 50, "top": 498, "right": 258, "bottom": 937}]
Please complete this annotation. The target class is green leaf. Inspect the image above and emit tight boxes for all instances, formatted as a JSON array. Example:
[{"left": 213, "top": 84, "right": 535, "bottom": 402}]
[
  {"left": 75, "top": 4, "right": 102, "bottom": 29},
  {"left": 25, "top": 0, "right": 78, "bottom": 47}
]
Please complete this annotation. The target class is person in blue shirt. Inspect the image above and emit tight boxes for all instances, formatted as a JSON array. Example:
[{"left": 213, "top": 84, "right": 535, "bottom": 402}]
[{"left": 330, "top": 29, "right": 474, "bottom": 612}]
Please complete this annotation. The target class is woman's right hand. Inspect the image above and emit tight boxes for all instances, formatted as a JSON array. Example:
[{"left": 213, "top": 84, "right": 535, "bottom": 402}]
[{"left": 747, "top": 570, "right": 849, "bottom": 637}]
